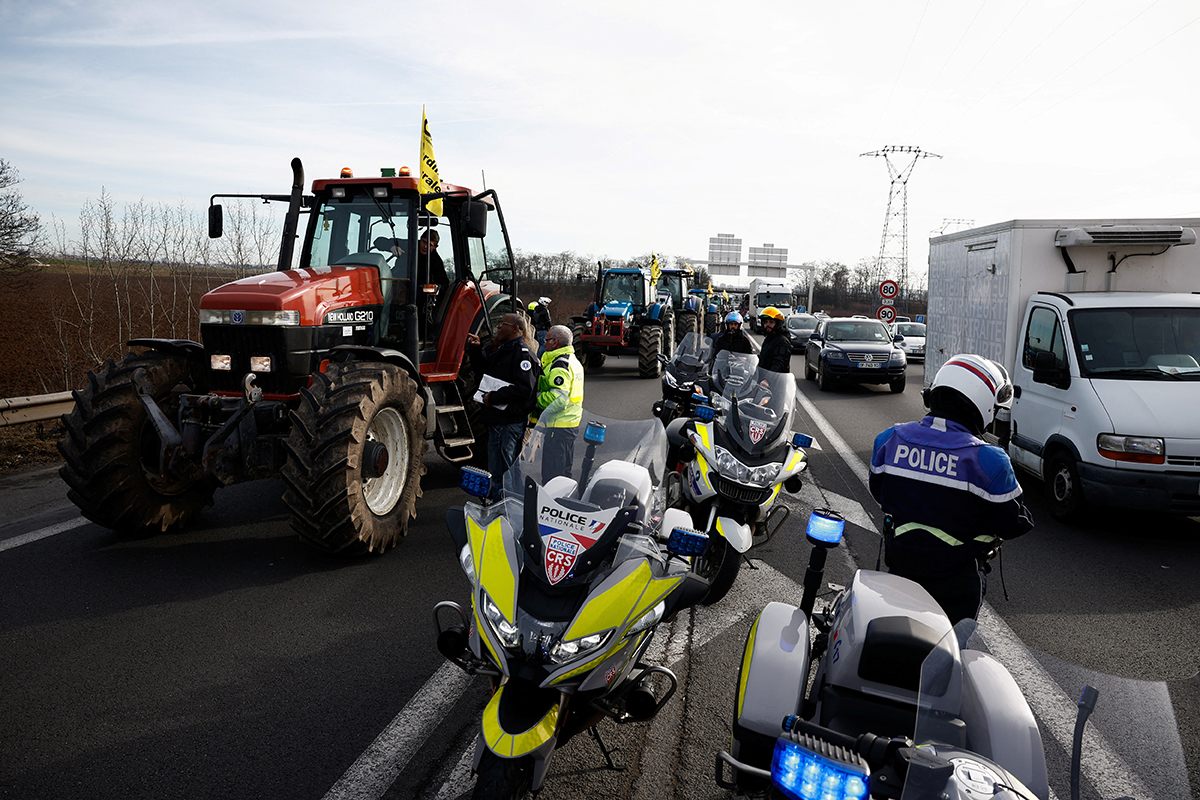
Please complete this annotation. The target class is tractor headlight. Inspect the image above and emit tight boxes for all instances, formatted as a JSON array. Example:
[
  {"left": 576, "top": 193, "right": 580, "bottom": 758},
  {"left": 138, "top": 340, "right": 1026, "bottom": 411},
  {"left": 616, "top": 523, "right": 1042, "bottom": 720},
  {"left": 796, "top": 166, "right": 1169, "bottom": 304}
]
[
  {"left": 480, "top": 592, "right": 520, "bottom": 649},
  {"left": 548, "top": 630, "right": 611, "bottom": 664},
  {"left": 250, "top": 356, "right": 272, "bottom": 372},
  {"left": 201, "top": 308, "right": 231, "bottom": 325},
  {"left": 247, "top": 309, "right": 300, "bottom": 326},
  {"left": 210, "top": 354, "right": 232, "bottom": 371}
]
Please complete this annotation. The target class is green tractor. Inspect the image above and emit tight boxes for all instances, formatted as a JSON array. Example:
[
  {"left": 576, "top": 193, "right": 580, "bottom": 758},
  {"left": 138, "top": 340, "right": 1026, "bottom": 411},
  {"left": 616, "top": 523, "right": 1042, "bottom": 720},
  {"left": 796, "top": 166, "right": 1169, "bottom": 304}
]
[{"left": 571, "top": 267, "right": 674, "bottom": 377}]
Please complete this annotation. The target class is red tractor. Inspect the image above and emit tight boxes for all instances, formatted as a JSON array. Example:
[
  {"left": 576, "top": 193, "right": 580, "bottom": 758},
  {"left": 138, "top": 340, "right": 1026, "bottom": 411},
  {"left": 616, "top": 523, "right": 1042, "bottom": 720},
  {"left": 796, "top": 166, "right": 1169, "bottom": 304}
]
[{"left": 58, "top": 159, "right": 517, "bottom": 554}]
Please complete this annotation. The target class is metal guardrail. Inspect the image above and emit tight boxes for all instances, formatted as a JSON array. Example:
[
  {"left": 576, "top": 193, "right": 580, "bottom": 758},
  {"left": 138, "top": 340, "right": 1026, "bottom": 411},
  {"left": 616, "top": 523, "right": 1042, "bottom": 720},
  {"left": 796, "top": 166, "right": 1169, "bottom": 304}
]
[{"left": 0, "top": 392, "right": 75, "bottom": 428}]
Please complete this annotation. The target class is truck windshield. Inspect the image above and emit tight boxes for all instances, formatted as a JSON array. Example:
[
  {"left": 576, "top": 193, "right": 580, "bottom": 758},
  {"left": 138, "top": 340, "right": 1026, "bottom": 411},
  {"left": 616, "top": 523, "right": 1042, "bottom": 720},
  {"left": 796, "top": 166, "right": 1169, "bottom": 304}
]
[
  {"left": 1071, "top": 307, "right": 1200, "bottom": 377},
  {"left": 757, "top": 292, "right": 791, "bottom": 306}
]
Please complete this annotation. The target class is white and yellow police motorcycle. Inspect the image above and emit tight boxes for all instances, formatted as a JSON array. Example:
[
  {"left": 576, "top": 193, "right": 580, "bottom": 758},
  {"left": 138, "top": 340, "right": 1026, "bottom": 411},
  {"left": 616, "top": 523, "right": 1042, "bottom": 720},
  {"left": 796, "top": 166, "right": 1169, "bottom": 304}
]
[
  {"left": 434, "top": 414, "right": 711, "bottom": 800},
  {"left": 668, "top": 351, "right": 811, "bottom": 604}
]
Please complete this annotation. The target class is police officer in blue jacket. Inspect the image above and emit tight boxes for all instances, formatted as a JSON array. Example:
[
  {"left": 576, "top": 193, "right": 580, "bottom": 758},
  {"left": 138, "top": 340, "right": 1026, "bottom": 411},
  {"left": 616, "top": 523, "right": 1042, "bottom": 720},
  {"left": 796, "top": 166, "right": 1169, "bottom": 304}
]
[{"left": 869, "top": 354, "right": 1033, "bottom": 624}]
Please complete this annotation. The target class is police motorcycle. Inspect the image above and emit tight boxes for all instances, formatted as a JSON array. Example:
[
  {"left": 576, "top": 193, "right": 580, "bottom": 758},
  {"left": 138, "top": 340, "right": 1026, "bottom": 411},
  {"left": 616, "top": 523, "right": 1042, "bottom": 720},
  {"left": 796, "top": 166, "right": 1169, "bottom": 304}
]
[
  {"left": 716, "top": 509, "right": 1060, "bottom": 800},
  {"left": 434, "top": 413, "right": 712, "bottom": 799},
  {"left": 652, "top": 331, "right": 713, "bottom": 424},
  {"left": 666, "top": 350, "right": 810, "bottom": 605}
]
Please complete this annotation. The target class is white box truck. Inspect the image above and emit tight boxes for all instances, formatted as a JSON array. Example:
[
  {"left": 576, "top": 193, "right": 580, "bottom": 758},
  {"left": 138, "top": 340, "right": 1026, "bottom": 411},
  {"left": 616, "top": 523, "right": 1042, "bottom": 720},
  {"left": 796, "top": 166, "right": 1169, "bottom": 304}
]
[
  {"left": 748, "top": 278, "right": 792, "bottom": 331},
  {"left": 927, "top": 219, "right": 1200, "bottom": 521}
]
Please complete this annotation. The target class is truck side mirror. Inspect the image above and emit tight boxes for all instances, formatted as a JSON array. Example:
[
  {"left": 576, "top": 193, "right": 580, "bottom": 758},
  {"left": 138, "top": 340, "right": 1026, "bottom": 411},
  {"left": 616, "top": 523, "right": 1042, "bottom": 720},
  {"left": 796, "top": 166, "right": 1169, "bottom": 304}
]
[
  {"left": 1032, "top": 351, "right": 1070, "bottom": 389},
  {"left": 208, "top": 204, "right": 223, "bottom": 239},
  {"left": 463, "top": 201, "right": 488, "bottom": 238}
]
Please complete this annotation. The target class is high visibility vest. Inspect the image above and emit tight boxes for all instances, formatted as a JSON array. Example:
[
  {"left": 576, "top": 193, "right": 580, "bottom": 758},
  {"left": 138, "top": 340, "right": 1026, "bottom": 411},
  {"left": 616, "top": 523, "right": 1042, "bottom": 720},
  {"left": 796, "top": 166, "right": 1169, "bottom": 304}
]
[{"left": 537, "top": 346, "right": 584, "bottom": 427}]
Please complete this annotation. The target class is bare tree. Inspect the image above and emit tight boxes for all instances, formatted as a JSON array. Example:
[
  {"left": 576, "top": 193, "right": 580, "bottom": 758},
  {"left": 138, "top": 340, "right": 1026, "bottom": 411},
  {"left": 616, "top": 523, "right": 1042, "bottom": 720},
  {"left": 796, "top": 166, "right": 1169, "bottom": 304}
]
[{"left": 0, "top": 158, "right": 46, "bottom": 293}]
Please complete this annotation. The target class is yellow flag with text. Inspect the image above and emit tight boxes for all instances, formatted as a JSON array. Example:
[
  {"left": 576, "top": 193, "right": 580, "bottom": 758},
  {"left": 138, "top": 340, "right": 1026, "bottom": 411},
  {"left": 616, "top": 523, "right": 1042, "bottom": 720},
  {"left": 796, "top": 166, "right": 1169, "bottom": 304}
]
[
  {"left": 419, "top": 107, "right": 443, "bottom": 217},
  {"left": 650, "top": 252, "right": 661, "bottom": 286}
]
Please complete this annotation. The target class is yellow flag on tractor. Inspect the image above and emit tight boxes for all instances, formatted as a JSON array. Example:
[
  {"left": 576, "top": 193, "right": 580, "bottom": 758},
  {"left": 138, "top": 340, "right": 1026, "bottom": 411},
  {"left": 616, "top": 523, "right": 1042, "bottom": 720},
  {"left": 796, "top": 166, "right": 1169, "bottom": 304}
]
[
  {"left": 420, "top": 107, "right": 443, "bottom": 217},
  {"left": 650, "top": 252, "right": 661, "bottom": 286}
]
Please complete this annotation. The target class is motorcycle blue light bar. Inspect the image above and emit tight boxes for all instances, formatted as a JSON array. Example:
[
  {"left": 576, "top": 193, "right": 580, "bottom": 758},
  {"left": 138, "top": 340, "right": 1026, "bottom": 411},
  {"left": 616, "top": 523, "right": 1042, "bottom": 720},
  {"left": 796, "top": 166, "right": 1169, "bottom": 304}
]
[
  {"left": 584, "top": 421, "right": 607, "bottom": 444},
  {"left": 792, "top": 432, "right": 813, "bottom": 449},
  {"left": 667, "top": 526, "right": 709, "bottom": 557},
  {"left": 771, "top": 738, "right": 868, "bottom": 800},
  {"left": 459, "top": 466, "right": 491, "bottom": 499},
  {"left": 691, "top": 392, "right": 707, "bottom": 402},
  {"left": 695, "top": 405, "right": 715, "bottom": 422},
  {"left": 806, "top": 508, "right": 845, "bottom": 545}
]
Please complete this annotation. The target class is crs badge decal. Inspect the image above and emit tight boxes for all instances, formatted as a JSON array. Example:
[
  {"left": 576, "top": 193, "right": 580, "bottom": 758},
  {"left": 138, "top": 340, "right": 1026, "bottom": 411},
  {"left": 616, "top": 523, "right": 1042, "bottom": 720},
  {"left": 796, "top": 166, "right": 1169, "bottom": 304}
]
[
  {"left": 748, "top": 420, "right": 768, "bottom": 444},
  {"left": 544, "top": 536, "right": 580, "bottom": 585}
]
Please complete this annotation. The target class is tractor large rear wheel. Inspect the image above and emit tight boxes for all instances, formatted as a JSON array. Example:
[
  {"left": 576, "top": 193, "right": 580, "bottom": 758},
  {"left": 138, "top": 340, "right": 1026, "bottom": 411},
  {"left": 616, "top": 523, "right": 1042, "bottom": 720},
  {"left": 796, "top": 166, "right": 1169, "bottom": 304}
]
[
  {"left": 638, "top": 326, "right": 663, "bottom": 378},
  {"left": 661, "top": 311, "right": 676, "bottom": 360},
  {"left": 282, "top": 360, "right": 427, "bottom": 555},
  {"left": 58, "top": 350, "right": 215, "bottom": 534},
  {"left": 704, "top": 311, "right": 719, "bottom": 336},
  {"left": 675, "top": 311, "right": 700, "bottom": 345}
]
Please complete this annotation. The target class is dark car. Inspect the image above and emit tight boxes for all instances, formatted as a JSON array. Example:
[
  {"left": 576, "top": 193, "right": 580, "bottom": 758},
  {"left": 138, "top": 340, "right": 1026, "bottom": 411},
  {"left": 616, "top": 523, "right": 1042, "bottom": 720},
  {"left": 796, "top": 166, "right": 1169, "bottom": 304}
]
[
  {"left": 784, "top": 313, "right": 819, "bottom": 352},
  {"left": 804, "top": 317, "right": 907, "bottom": 393}
]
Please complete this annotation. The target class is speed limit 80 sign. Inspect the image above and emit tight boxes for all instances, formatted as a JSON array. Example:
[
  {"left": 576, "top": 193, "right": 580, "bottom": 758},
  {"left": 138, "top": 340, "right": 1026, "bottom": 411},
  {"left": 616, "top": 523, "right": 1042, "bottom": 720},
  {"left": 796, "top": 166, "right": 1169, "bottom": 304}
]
[
  {"left": 877, "top": 305, "right": 896, "bottom": 324},
  {"left": 879, "top": 280, "right": 898, "bottom": 299}
]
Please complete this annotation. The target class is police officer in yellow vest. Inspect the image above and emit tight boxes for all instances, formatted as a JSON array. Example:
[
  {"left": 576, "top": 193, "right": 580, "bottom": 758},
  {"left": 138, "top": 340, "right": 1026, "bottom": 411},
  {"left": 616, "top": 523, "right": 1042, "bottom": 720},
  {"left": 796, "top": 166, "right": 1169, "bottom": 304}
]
[{"left": 535, "top": 324, "right": 585, "bottom": 483}]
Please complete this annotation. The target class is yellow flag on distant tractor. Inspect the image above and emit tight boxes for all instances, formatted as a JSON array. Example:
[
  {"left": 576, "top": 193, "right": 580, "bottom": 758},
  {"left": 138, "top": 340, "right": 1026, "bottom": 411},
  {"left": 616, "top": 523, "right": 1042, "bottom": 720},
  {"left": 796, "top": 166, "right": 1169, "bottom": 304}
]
[
  {"left": 419, "top": 107, "right": 443, "bottom": 217},
  {"left": 723, "top": 289, "right": 730, "bottom": 301},
  {"left": 650, "top": 252, "right": 663, "bottom": 286}
]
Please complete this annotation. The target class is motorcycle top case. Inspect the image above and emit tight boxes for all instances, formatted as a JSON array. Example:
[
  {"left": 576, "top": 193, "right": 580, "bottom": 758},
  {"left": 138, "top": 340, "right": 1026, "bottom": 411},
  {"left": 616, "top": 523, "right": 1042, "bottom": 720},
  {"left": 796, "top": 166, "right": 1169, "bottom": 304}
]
[{"left": 822, "top": 570, "right": 960, "bottom": 712}]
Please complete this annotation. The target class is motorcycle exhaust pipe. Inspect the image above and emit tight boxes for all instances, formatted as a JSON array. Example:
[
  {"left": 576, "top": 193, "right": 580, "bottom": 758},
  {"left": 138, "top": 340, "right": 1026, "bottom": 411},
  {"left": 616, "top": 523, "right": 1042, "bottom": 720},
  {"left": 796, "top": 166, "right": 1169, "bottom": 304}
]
[
  {"left": 624, "top": 677, "right": 659, "bottom": 722},
  {"left": 437, "top": 625, "right": 468, "bottom": 659}
]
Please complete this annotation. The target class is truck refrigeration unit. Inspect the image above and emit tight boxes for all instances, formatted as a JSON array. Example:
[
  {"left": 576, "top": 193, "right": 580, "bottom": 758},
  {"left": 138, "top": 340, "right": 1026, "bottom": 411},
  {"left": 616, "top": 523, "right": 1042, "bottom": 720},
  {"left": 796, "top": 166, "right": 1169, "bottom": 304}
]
[{"left": 927, "top": 218, "right": 1200, "bottom": 522}]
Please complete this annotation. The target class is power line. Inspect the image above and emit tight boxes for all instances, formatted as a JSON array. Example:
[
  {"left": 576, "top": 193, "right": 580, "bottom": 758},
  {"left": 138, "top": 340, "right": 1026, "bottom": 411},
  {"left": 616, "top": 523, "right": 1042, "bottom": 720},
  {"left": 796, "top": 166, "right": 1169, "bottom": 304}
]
[{"left": 873, "top": 0, "right": 933, "bottom": 139}]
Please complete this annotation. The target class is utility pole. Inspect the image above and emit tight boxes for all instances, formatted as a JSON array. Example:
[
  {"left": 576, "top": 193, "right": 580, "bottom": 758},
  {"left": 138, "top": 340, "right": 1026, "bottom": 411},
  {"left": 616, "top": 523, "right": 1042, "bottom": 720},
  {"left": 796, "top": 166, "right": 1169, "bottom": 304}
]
[{"left": 861, "top": 145, "right": 941, "bottom": 313}]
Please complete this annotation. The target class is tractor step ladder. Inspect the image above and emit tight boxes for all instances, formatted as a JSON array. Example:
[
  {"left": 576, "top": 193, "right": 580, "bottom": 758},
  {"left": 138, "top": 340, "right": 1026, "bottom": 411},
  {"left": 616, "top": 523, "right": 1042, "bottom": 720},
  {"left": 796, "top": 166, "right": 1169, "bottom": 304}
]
[{"left": 429, "top": 381, "right": 475, "bottom": 462}]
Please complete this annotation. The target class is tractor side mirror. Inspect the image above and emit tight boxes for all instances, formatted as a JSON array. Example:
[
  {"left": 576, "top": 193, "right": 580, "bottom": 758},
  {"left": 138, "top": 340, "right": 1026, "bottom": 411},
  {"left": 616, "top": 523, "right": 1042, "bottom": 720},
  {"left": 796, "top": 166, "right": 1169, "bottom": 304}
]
[
  {"left": 464, "top": 201, "right": 488, "bottom": 238},
  {"left": 208, "top": 204, "right": 223, "bottom": 239}
]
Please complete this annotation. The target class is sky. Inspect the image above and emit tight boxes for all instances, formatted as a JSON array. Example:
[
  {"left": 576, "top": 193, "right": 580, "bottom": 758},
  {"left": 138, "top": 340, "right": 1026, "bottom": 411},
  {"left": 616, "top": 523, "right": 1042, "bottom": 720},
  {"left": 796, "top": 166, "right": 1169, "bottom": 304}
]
[{"left": 3, "top": 0, "right": 1199, "bottom": 286}]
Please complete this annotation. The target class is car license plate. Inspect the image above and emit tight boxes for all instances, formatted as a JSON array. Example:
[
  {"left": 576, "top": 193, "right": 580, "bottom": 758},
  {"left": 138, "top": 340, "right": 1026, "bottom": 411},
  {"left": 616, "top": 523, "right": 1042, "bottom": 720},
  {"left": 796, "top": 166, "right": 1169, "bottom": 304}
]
[{"left": 858, "top": 362, "right": 881, "bottom": 369}]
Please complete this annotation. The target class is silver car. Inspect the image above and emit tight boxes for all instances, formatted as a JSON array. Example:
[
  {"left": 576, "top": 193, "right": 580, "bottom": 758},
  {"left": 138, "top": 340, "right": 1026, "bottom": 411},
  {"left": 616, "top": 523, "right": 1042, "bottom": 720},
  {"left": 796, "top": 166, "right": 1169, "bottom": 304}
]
[{"left": 890, "top": 321, "right": 926, "bottom": 362}]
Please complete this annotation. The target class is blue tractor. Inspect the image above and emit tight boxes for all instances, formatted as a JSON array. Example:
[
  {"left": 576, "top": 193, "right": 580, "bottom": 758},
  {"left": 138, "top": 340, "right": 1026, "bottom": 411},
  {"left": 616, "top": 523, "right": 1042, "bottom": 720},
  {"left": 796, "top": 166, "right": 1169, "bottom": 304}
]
[
  {"left": 654, "top": 266, "right": 704, "bottom": 345},
  {"left": 571, "top": 267, "right": 674, "bottom": 377}
]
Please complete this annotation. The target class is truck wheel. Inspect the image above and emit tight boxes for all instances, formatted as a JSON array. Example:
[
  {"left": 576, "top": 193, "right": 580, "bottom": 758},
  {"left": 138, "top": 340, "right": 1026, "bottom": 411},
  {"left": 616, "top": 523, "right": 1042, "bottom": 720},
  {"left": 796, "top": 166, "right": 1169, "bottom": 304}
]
[
  {"left": 282, "top": 360, "right": 427, "bottom": 555},
  {"left": 57, "top": 350, "right": 215, "bottom": 534},
  {"left": 1045, "top": 451, "right": 1084, "bottom": 522},
  {"left": 889, "top": 374, "right": 906, "bottom": 393},
  {"left": 817, "top": 362, "right": 833, "bottom": 392},
  {"left": 697, "top": 536, "right": 740, "bottom": 605},
  {"left": 675, "top": 311, "right": 700, "bottom": 345},
  {"left": 472, "top": 750, "right": 532, "bottom": 800},
  {"left": 638, "top": 326, "right": 663, "bottom": 378}
]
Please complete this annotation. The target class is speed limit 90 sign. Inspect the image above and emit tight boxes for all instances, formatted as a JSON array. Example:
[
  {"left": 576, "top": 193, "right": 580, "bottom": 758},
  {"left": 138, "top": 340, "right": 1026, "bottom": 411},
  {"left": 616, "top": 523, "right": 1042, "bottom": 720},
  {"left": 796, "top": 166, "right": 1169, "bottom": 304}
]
[
  {"left": 879, "top": 280, "right": 898, "bottom": 299},
  {"left": 878, "top": 305, "right": 896, "bottom": 323}
]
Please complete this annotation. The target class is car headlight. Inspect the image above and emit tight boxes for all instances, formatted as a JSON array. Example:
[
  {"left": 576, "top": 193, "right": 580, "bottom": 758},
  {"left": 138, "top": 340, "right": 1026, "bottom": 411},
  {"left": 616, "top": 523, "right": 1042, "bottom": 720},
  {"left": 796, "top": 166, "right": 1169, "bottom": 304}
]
[
  {"left": 548, "top": 630, "right": 612, "bottom": 664},
  {"left": 826, "top": 350, "right": 846, "bottom": 360},
  {"left": 714, "top": 447, "right": 781, "bottom": 487},
  {"left": 480, "top": 592, "right": 520, "bottom": 649},
  {"left": 663, "top": 370, "right": 678, "bottom": 388},
  {"left": 891, "top": 350, "right": 905, "bottom": 362},
  {"left": 1097, "top": 434, "right": 1165, "bottom": 464}
]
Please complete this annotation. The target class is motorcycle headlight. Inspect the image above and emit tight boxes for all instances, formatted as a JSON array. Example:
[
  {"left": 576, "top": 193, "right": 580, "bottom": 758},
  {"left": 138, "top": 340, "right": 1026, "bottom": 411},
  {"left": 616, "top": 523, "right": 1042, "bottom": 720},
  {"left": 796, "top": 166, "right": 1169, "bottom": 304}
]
[
  {"left": 548, "top": 630, "right": 612, "bottom": 664},
  {"left": 663, "top": 370, "right": 678, "bottom": 388},
  {"left": 714, "top": 446, "right": 742, "bottom": 476},
  {"left": 714, "top": 447, "right": 779, "bottom": 487},
  {"left": 749, "top": 463, "right": 782, "bottom": 485},
  {"left": 627, "top": 602, "right": 665, "bottom": 635},
  {"left": 458, "top": 544, "right": 476, "bottom": 587},
  {"left": 480, "top": 592, "right": 520, "bottom": 649}
]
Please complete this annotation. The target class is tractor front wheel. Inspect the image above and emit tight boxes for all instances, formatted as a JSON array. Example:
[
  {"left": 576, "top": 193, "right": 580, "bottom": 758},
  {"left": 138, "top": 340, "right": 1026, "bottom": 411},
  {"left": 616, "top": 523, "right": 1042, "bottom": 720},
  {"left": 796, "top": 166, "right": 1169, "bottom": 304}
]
[
  {"left": 638, "top": 326, "right": 664, "bottom": 378},
  {"left": 58, "top": 350, "right": 215, "bottom": 534},
  {"left": 282, "top": 360, "right": 427, "bottom": 555}
]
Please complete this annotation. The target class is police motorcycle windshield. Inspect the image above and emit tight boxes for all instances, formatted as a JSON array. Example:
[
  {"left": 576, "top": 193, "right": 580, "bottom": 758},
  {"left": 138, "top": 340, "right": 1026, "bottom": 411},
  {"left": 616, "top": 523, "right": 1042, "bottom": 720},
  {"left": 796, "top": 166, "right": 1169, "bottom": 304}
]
[
  {"left": 672, "top": 332, "right": 713, "bottom": 370},
  {"left": 711, "top": 352, "right": 797, "bottom": 456}
]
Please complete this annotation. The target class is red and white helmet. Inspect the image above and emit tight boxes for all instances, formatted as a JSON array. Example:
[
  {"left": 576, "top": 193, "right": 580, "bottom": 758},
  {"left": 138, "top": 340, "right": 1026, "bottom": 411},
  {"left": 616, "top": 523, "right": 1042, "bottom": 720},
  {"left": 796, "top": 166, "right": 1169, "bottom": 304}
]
[{"left": 929, "top": 354, "right": 1013, "bottom": 427}]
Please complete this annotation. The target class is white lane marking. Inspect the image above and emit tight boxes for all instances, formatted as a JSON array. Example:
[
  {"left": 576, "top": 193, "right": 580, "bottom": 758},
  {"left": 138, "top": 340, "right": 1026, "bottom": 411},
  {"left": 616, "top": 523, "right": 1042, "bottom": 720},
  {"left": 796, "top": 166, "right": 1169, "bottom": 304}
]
[
  {"left": 0, "top": 516, "right": 88, "bottom": 553},
  {"left": 793, "top": 385, "right": 872, "bottom": 486},
  {"left": 976, "top": 605, "right": 1149, "bottom": 800},
  {"left": 432, "top": 748, "right": 474, "bottom": 800},
  {"left": 793, "top": 379, "right": 1148, "bottom": 799},
  {"left": 323, "top": 662, "right": 473, "bottom": 800}
]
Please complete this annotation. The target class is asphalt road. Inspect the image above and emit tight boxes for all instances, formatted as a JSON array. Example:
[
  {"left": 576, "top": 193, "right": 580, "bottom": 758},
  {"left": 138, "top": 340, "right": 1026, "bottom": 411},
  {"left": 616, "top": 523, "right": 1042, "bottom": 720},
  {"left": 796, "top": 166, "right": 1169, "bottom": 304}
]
[{"left": 1, "top": 347, "right": 1196, "bottom": 800}]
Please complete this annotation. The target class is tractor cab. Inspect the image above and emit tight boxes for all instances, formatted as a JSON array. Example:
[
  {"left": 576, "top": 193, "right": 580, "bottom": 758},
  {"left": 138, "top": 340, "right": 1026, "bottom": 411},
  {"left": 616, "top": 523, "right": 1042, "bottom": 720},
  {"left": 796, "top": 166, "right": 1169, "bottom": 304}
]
[
  {"left": 655, "top": 270, "right": 690, "bottom": 308},
  {"left": 599, "top": 269, "right": 648, "bottom": 310}
]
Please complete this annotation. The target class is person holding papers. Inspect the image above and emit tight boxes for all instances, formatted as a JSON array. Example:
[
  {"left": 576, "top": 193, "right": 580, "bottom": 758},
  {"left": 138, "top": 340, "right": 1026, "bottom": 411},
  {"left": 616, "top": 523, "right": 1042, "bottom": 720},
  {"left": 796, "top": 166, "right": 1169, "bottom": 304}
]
[{"left": 466, "top": 313, "right": 539, "bottom": 499}]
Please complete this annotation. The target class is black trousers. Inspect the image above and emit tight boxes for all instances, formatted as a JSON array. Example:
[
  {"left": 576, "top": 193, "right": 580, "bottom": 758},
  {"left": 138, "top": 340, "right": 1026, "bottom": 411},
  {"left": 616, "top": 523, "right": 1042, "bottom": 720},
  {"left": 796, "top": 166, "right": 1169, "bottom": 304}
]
[{"left": 542, "top": 427, "right": 577, "bottom": 484}]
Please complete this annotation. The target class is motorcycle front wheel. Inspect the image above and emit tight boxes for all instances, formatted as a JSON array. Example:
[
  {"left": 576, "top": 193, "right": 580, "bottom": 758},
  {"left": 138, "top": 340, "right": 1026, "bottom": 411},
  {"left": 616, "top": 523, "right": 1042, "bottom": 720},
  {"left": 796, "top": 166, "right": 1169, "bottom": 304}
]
[
  {"left": 472, "top": 750, "right": 533, "bottom": 800},
  {"left": 696, "top": 535, "right": 740, "bottom": 605}
]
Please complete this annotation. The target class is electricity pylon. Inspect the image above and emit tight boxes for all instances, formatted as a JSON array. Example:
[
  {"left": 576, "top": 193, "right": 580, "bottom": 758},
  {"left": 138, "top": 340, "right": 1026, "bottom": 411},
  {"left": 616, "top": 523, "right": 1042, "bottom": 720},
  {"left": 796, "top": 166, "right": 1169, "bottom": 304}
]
[{"left": 861, "top": 146, "right": 941, "bottom": 305}]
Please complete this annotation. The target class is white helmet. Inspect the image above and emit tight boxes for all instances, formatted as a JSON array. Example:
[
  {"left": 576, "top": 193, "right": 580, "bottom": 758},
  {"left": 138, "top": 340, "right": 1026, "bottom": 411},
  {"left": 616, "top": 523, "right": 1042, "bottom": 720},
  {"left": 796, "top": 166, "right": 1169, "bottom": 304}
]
[
  {"left": 538, "top": 296, "right": 551, "bottom": 306},
  {"left": 928, "top": 354, "right": 1013, "bottom": 427}
]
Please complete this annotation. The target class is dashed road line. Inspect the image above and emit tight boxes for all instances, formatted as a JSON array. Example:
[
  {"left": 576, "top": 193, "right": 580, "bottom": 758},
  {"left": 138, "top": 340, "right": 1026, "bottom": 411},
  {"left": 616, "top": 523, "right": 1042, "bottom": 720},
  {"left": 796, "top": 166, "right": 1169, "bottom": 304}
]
[{"left": 0, "top": 516, "right": 88, "bottom": 553}]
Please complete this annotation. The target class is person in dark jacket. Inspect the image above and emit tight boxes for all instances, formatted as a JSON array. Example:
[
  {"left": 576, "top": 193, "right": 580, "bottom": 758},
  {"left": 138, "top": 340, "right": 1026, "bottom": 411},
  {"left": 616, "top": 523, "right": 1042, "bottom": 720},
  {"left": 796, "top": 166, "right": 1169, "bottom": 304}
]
[
  {"left": 757, "top": 306, "right": 791, "bottom": 374},
  {"left": 869, "top": 354, "right": 1034, "bottom": 624},
  {"left": 709, "top": 311, "right": 754, "bottom": 363},
  {"left": 529, "top": 298, "right": 552, "bottom": 355},
  {"left": 466, "top": 313, "right": 539, "bottom": 498}
]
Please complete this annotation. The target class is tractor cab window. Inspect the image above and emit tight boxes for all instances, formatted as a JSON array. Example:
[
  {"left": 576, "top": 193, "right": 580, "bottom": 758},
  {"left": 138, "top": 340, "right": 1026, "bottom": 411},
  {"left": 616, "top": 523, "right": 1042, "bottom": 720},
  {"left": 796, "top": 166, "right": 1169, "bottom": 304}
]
[
  {"left": 602, "top": 273, "right": 643, "bottom": 306},
  {"left": 309, "top": 195, "right": 416, "bottom": 276},
  {"left": 656, "top": 275, "right": 684, "bottom": 306}
]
